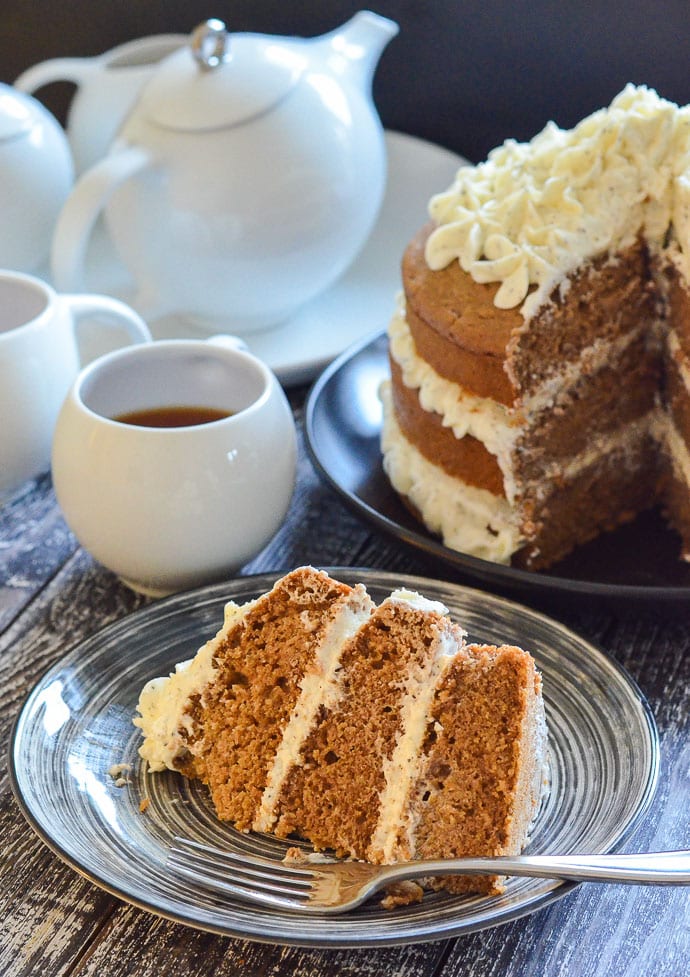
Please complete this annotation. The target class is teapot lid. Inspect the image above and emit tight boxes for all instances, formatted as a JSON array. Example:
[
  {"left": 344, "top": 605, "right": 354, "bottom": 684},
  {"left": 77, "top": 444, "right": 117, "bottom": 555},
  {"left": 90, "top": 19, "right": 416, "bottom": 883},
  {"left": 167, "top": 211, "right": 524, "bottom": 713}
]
[
  {"left": 138, "top": 20, "right": 304, "bottom": 132},
  {"left": 0, "top": 86, "right": 35, "bottom": 140}
]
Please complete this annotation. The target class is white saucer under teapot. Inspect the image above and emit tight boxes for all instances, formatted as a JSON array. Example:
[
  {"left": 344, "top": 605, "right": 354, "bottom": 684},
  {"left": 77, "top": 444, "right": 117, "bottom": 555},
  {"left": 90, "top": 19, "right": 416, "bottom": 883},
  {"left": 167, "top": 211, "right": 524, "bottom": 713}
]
[{"left": 51, "top": 12, "right": 398, "bottom": 334}]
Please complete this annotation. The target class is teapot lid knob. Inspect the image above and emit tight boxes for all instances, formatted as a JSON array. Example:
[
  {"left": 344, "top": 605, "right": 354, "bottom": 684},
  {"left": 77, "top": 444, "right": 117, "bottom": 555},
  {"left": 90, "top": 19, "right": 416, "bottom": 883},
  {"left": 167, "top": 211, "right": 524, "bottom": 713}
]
[
  {"left": 139, "top": 20, "right": 304, "bottom": 131},
  {"left": 190, "top": 19, "right": 230, "bottom": 71}
]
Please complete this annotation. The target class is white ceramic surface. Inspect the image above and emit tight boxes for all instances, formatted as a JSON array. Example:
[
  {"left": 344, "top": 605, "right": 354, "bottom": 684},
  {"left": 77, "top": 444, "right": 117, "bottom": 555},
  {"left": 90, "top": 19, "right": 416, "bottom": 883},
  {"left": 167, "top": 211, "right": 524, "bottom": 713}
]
[
  {"left": 0, "top": 271, "right": 150, "bottom": 503},
  {"left": 51, "top": 338, "right": 297, "bottom": 595},
  {"left": 57, "top": 131, "right": 466, "bottom": 385},
  {"left": 14, "top": 34, "right": 186, "bottom": 174},
  {"left": 51, "top": 13, "right": 398, "bottom": 333},
  {"left": 0, "top": 84, "right": 73, "bottom": 272}
]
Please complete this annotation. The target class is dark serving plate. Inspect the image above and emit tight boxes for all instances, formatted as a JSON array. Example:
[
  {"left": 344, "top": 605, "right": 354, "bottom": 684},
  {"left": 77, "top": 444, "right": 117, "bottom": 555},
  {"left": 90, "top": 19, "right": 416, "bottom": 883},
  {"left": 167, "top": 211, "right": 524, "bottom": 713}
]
[{"left": 304, "top": 331, "right": 690, "bottom": 609}]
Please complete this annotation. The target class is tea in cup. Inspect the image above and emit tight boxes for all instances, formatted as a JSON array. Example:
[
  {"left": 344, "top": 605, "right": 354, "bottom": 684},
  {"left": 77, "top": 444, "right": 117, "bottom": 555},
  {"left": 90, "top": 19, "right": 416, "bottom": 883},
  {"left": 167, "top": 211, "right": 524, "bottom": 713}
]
[
  {"left": 51, "top": 338, "right": 297, "bottom": 596},
  {"left": 0, "top": 270, "right": 150, "bottom": 502}
]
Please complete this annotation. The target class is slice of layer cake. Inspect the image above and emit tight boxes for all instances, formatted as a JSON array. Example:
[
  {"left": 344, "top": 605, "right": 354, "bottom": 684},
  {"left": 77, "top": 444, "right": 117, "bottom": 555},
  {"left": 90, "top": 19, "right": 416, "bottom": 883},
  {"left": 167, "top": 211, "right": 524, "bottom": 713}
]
[
  {"left": 134, "top": 568, "right": 547, "bottom": 900},
  {"left": 410, "top": 643, "right": 547, "bottom": 896},
  {"left": 381, "top": 84, "right": 690, "bottom": 569}
]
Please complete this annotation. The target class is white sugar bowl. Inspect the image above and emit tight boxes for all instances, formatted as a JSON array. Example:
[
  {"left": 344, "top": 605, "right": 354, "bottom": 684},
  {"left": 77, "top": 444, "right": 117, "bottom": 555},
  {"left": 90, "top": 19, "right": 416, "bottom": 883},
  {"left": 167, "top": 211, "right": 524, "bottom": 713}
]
[{"left": 0, "top": 84, "right": 73, "bottom": 272}]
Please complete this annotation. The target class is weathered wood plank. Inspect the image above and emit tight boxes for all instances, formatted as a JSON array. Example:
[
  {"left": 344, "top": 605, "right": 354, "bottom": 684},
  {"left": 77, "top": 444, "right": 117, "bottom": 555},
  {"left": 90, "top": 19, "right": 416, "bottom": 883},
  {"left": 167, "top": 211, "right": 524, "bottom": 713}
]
[
  {"left": 0, "top": 550, "right": 147, "bottom": 977},
  {"left": 65, "top": 902, "right": 450, "bottom": 977},
  {"left": 0, "top": 474, "right": 78, "bottom": 632}
]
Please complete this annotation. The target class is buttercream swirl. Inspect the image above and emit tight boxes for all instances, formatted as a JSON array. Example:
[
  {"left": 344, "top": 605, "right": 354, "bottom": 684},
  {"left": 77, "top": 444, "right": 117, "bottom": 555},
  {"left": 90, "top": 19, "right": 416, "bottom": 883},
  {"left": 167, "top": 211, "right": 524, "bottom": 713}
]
[{"left": 425, "top": 85, "right": 690, "bottom": 318}]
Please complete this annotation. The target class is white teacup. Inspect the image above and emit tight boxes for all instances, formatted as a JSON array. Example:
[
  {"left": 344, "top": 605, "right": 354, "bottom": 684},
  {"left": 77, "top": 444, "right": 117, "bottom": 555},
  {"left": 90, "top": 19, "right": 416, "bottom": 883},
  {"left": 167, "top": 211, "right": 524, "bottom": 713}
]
[
  {"left": 52, "top": 338, "right": 297, "bottom": 596},
  {"left": 0, "top": 270, "right": 151, "bottom": 502},
  {"left": 14, "top": 34, "right": 185, "bottom": 174}
]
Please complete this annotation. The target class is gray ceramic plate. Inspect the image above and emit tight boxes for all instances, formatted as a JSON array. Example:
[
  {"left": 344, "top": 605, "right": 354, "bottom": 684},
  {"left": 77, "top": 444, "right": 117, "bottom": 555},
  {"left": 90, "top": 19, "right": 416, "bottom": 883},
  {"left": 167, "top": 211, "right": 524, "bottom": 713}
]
[{"left": 9, "top": 570, "right": 659, "bottom": 948}]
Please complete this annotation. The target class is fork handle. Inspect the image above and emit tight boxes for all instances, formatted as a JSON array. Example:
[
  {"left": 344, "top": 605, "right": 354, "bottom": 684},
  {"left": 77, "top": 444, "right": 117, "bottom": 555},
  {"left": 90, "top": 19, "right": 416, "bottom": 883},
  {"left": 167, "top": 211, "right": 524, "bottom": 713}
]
[{"left": 383, "top": 850, "right": 690, "bottom": 886}]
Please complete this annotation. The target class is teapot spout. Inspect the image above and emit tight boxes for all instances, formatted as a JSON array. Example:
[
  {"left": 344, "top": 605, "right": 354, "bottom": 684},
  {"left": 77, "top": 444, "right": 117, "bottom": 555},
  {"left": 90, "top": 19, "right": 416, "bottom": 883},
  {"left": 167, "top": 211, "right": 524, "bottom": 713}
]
[{"left": 317, "top": 10, "right": 398, "bottom": 89}]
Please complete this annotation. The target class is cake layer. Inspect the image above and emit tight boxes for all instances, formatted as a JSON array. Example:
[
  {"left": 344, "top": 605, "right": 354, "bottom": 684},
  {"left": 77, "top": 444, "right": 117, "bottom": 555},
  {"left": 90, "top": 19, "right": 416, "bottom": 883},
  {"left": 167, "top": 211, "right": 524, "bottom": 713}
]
[
  {"left": 506, "top": 239, "right": 657, "bottom": 396},
  {"left": 512, "top": 334, "right": 660, "bottom": 486},
  {"left": 390, "top": 356, "right": 505, "bottom": 495},
  {"left": 516, "top": 424, "right": 661, "bottom": 569},
  {"left": 412, "top": 644, "right": 546, "bottom": 896},
  {"left": 380, "top": 383, "right": 521, "bottom": 563},
  {"left": 403, "top": 224, "right": 519, "bottom": 405}
]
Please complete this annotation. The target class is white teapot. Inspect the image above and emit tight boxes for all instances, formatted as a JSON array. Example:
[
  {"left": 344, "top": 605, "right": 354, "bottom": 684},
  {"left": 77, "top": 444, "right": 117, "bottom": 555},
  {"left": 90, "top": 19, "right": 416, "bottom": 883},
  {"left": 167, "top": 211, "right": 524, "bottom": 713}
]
[
  {"left": 51, "top": 12, "right": 398, "bottom": 333},
  {"left": 0, "top": 84, "right": 72, "bottom": 272}
]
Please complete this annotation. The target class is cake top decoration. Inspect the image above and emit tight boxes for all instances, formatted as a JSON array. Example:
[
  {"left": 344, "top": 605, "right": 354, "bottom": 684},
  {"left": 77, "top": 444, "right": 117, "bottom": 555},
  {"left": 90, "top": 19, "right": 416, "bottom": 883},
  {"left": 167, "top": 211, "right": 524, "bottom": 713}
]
[{"left": 425, "top": 85, "right": 690, "bottom": 317}]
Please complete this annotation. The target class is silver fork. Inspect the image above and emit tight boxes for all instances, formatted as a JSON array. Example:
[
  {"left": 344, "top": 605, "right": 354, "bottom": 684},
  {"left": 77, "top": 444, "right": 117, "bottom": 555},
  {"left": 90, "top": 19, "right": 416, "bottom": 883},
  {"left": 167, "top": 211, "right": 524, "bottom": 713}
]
[{"left": 167, "top": 838, "right": 690, "bottom": 914}]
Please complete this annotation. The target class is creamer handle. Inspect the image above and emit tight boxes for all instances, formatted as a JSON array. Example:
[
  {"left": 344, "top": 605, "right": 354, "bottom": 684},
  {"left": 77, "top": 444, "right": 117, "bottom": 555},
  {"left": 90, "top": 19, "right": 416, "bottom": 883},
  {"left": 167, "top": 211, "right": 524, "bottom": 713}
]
[
  {"left": 14, "top": 55, "right": 102, "bottom": 93},
  {"left": 51, "top": 146, "right": 152, "bottom": 293}
]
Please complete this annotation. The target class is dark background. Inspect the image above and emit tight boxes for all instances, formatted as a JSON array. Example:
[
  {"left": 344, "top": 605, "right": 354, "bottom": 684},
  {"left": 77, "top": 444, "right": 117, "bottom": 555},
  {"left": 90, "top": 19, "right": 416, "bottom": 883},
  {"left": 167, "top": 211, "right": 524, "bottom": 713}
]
[{"left": 2, "top": 1, "right": 690, "bottom": 163}]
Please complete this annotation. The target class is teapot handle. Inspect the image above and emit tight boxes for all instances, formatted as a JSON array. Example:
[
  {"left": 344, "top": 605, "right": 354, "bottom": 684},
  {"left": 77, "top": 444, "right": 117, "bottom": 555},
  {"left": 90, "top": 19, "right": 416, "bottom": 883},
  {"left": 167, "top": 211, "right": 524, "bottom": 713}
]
[
  {"left": 51, "top": 146, "right": 152, "bottom": 294},
  {"left": 14, "top": 55, "right": 102, "bottom": 93}
]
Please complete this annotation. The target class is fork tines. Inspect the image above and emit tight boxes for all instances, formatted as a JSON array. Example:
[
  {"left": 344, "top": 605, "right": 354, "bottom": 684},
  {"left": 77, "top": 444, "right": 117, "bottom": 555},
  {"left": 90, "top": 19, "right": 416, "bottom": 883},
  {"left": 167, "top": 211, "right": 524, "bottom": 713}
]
[{"left": 167, "top": 836, "right": 317, "bottom": 910}]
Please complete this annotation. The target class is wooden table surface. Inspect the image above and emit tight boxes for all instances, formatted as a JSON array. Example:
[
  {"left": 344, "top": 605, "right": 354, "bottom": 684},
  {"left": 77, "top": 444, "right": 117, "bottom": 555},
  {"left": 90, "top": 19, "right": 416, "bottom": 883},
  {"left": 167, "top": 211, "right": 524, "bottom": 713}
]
[{"left": 1, "top": 380, "right": 689, "bottom": 977}]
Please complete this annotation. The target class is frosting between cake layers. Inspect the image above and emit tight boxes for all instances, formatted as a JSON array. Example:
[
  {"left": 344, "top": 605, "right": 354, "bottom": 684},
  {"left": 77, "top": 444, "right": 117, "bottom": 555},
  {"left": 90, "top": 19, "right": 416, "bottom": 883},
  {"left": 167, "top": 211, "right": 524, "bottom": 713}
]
[
  {"left": 653, "top": 403, "right": 690, "bottom": 496},
  {"left": 387, "top": 587, "right": 450, "bottom": 616},
  {"left": 529, "top": 415, "right": 660, "bottom": 502},
  {"left": 388, "top": 300, "right": 520, "bottom": 480},
  {"left": 668, "top": 328, "right": 690, "bottom": 393},
  {"left": 424, "top": 85, "right": 690, "bottom": 318},
  {"left": 134, "top": 600, "right": 250, "bottom": 771},
  {"left": 368, "top": 597, "right": 460, "bottom": 863},
  {"left": 663, "top": 421, "right": 690, "bottom": 496}
]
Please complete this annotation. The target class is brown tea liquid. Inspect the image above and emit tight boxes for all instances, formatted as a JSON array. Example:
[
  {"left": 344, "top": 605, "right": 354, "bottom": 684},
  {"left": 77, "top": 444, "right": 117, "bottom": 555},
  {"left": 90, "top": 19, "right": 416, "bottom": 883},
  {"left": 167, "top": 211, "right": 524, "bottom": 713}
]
[{"left": 114, "top": 405, "right": 233, "bottom": 428}]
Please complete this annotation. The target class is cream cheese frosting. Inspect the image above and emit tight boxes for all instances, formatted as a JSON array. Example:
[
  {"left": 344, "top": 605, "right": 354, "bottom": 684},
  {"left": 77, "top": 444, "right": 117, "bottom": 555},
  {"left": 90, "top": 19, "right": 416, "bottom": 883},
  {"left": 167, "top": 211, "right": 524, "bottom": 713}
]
[
  {"left": 133, "top": 599, "right": 251, "bottom": 771},
  {"left": 369, "top": 601, "right": 459, "bottom": 863},
  {"left": 425, "top": 85, "right": 690, "bottom": 318}
]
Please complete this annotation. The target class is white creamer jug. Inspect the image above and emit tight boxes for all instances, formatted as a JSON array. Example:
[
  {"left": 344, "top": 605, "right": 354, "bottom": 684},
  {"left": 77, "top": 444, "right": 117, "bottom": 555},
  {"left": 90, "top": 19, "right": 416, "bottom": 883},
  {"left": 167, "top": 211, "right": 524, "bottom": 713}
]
[{"left": 14, "top": 34, "right": 186, "bottom": 174}]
